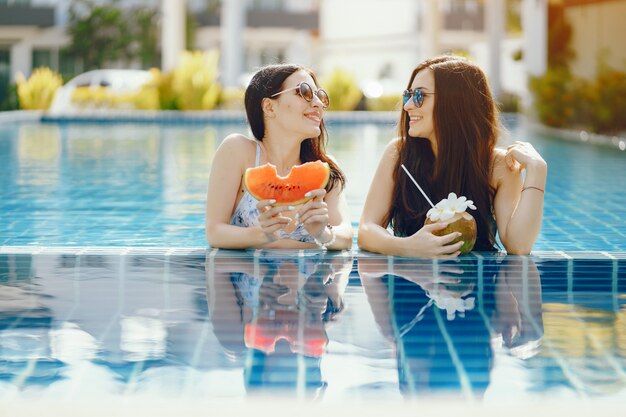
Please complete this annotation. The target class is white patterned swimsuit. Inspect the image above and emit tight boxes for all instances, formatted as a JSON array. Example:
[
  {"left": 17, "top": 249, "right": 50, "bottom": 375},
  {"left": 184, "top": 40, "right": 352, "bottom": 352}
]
[{"left": 229, "top": 142, "right": 316, "bottom": 244}]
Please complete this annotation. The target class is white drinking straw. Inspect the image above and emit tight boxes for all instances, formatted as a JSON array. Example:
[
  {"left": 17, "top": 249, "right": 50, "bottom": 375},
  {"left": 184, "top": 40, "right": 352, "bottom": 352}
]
[{"left": 401, "top": 164, "right": 435, "bottom": 208}]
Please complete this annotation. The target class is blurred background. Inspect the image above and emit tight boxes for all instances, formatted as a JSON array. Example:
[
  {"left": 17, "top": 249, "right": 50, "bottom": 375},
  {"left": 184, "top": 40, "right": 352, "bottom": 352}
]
[{"left": 1, "top": 0, "right": 625, "bottom": 134}]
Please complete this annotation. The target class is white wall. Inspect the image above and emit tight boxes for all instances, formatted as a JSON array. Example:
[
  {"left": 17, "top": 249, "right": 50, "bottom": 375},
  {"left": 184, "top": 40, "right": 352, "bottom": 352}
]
[
  {"left": 566, "top": 0, "right": 626, "bottom": 79},
  {"left": 319, "top": 0, "right": 422, "bottom": 91},
  {"left": 0, "top": 26, "right": 69, "bottom": 81},
  {"left": 469, "top": 37, "right": 527, "bottom": 97}
]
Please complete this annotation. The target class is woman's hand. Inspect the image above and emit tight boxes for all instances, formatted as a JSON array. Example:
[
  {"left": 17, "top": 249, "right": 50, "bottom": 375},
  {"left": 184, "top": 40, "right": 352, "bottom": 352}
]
[
  {"left": 296, "top": 189, "right": 329, "bottom": 239},
  {"left": 393, "top": 258, "right": 463, "bottom": 287},
  {"left": 504, "top": 141, "right": 547, "bottom": 173},
  {"left": 403, "top": 222, "right": 464, "bottom": 259},
  {"left": 256, "top": 199, "right": 293, "bottom": 243}
]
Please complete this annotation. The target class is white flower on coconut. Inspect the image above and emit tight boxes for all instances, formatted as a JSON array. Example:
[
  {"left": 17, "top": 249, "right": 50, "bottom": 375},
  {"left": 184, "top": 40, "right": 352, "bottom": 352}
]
[
  {"left": 426, "top": 192, "right": 476, "bottom": 222},
  {"left": 426, "top": 289, "right": 476, "bottom": 321}
]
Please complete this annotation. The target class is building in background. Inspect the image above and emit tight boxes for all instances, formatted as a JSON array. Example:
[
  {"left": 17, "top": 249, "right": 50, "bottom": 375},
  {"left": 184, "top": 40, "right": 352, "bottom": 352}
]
[
  {"left": 0, "top": 0, "right": 68, "bottom": 105},
  {"left": 320, "top": 0, "right": 528, "bottom": 99},
  {"left": 195, "top": 0, "right": 319, "bottom": 86},
  {"left": 3, "top": 0, "right": 624, "bottom": 108},
  {"left": 557, "top": 0, "right": 626, "bottom": 79}
]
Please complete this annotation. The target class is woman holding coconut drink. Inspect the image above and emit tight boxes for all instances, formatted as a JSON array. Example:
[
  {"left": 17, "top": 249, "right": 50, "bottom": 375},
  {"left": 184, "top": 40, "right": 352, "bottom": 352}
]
[{"left": 358, "top": 56, "right": 547, "bottom": 258}]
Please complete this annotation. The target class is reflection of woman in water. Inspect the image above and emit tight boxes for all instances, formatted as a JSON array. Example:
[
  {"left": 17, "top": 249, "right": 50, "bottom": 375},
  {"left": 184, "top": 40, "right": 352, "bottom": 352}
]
[
  {"left": 206, "top": 250, "right": 351, "bottom": 396},
  {"left": 359, "top": 255, "right": 543, "bottom": 398}
]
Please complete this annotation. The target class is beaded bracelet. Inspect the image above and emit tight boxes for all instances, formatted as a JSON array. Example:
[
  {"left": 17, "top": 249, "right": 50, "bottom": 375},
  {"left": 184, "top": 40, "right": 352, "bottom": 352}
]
[
  {"left": 522, "top": 186, "right": 545, "bottom": 193},
  {"left": 313, "top": 224, "right": 336, "bottom": 248}
]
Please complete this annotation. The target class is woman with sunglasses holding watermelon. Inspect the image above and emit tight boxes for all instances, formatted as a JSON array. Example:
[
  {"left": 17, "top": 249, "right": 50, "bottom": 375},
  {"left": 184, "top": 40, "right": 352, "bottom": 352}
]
[
  {"left": 206, "top": 64, "right": 353, "bottom": 250},
  {"left": 358, "top": 56, "right": 547, "bottom": 258}
]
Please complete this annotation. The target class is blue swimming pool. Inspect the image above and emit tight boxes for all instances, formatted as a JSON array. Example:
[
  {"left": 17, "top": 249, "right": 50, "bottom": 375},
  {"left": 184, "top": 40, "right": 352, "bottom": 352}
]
[
  {"left": 0, "top": 115, "right": 624, "bottom": 250},
  {"left": 0, "top": 249, "right": 624, "bottom": 405},
  {"left": 1, "top": 114, "right": 625, "bottom": 409}
]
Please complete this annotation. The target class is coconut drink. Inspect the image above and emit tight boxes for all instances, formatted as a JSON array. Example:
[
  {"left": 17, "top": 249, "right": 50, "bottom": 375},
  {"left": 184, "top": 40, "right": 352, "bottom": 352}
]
[{"left": 424, "top": 192, "right": 477, "bottom": 254}]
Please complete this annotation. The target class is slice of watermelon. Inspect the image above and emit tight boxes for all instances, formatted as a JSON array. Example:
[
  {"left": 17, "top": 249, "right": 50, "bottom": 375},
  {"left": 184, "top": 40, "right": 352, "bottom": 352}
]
[{"left": 243, "top": 161, "right": 330, "bottom": 205}]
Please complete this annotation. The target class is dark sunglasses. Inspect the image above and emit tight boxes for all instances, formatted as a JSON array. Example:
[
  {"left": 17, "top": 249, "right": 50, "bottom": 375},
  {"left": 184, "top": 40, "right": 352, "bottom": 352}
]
[
  {"left": 271, "top": 82, "right": 330, "bottom": 109},
  {"left": 402, "top": 88, "right": 435, "bottom": 108}
]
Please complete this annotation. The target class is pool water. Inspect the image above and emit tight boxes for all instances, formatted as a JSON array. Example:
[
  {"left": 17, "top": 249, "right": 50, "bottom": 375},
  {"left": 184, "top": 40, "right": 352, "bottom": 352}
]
[
  {"left": 0, "top": 115, "right": 625, "bottom": 406},
  {"left": 0, "top": 249, "right": 624, "bottom": 403},
  {"left": 0, "top": 117, "right": 624, "bottom": 249}
]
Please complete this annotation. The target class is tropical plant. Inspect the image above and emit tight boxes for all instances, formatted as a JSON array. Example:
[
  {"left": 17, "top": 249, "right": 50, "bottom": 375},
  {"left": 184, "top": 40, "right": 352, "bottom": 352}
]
[
  {"left": 322, "top": 68, "right": 363, "bottom": 111},
  {"left": 529, "top": 63, "right": 626, "bottom": 134},
  {"left": 171, "top": 50, "right": 221, "bottom": 110},
  {"left": 67, "top": 0, "right": 132, "bottom": 70},
  {"left": 132, "top": 7, "right": 160, "bottom": 68},
  {"left": 547, "top": 4, "right": 575, "bottom": 69},
  {"left": 529, "top": 68, "right": 578, "bottom": 128},
  {"left": 0, "top": 84, "right": 19, "bottom": 111},
  {"left": 67, "top": 0, "right": 197, "bottom": 71},
  {"left": 587, "top": 65, "right": 626, "bottom": 133},
  {"left": 365, "top": 95, "right": 401, "bottom": 112},
  {"left": 70, "top": 75, "right": 159, "bottom": 111},
  {"left": 16, "top": 67, "right": 63, "bottom": 110},
  {"left": 219, "top": 87, "right": 246, "bottom": 110}
]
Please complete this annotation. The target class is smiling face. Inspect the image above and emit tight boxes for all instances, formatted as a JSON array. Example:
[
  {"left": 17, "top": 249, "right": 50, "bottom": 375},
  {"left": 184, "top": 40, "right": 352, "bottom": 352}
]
[
  {"left": 404, "top": 68, "right": 436, "bottom": 147},
  {"left": 270, "top": 70, "right": 324, "bottom": 140}
]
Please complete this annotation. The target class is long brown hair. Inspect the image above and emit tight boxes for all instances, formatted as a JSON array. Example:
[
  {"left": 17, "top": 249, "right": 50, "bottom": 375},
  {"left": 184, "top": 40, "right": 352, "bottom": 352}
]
[
  {"left": 386, "top": 56, "right": 499, "bottom": 250},
  {"left": 245, "top": 64, "right": 346, "bottom": 191}
]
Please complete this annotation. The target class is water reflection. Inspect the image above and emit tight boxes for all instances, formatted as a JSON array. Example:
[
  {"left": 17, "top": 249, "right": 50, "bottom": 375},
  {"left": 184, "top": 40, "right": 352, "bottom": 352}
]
[
  {"left": 358, "top": 255, "right": 544, "bottom": 400},
  {"left": 1, "top": 251, "right": 624, "bottom": 401},
  {"left": 206, "top": 250, "right": 353, "bottom": 398},
  {"left": 0, "top": 252, "right": 209, "bottom": 397}
]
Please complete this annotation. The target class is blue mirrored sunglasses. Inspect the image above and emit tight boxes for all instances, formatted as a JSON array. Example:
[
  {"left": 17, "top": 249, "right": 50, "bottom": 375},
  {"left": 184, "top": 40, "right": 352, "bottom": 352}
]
[{"left": 402, "top": 88, "right": 435, "bottom": 107}]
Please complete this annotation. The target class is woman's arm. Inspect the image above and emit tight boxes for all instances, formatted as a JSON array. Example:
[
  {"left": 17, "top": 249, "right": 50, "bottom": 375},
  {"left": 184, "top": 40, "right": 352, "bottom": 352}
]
[
  {"left": 205, "top": 253, "right": 255, "bottom": 357},
  {"left": 493, "top": 256, "right": 544, "bottom": 348},
  {"left": 492, "top": 142, "right": 547, "bottom": 255},
  {"left": 296, "top": 157, "right": 354, "bottom": 250},
  {"left": 316, "top": 182, "right": 354, "bottom": 250},
  {"left": 205, "top": 135, "right": 284, "bottom": 248},
  {"left": 357, "top": 257, "right": 394, "bottom": 342},
  {"left": 358, "top": 139, "right": 462, "bottom": 258}
]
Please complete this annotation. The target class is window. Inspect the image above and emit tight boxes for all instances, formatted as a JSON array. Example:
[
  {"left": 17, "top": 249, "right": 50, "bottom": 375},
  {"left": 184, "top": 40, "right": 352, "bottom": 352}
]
[
  {"left": 0, "top": 0, "right": 32, "bottom": 6},
  {"left": 32, "top": 49, "right": 52, "bottom": 69},
  {"left": 59, "top": 49, "right": 83, "bottom": 79},
  {"left": 0, "top": 48, "right": 11, "bottom": 106}
]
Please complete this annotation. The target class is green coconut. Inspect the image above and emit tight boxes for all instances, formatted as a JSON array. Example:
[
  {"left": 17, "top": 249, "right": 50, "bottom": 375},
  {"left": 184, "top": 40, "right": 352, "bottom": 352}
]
[{"left": 425, "top": 211, "right": 477, "bottom": 254}]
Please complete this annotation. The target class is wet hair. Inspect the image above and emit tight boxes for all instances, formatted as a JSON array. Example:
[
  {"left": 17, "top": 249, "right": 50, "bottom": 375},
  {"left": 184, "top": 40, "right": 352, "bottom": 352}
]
[
  {"left": 244, "top": 64, "right": 345, "bottom": 191},
  {"left": 386, "top": 56, "right": 499, "bottom": 250}
]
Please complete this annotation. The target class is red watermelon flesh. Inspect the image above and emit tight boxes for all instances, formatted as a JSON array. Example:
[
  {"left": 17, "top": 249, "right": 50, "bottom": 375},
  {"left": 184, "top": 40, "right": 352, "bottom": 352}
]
[{"left": 243, "top": 161, "right": 330, "bottom": 205}]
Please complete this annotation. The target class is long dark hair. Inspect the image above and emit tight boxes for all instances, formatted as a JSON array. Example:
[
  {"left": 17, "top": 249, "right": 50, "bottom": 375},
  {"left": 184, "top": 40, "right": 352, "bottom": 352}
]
[
  {"left": 386, "top": 56, "right": 499, "bottom": 251},
  {"left": 244, "top": 64, "right": 345, "bottom": 191}
]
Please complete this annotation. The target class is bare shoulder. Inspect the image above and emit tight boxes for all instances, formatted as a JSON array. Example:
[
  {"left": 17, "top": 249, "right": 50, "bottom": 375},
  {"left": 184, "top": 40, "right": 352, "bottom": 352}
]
[
  {"left": 491, "top": 147, "right": 520, "bottom": 189},
  {"left": 491, "top": 147, "right": 507, "bottom": 169},
  {"left": 218, "top": 133, "right": 257, "bottom": 152},
  {"left": 383, "top": 137, "right": 402, "bottom": 160},
  {"left": 215, "top": 134, "right": 258, "bottom": 163}
]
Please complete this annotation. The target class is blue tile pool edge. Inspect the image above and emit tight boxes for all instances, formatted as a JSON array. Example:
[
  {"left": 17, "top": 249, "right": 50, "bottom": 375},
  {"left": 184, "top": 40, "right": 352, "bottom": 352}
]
[{"left": 1, "top": 246, "right": 624, "bottom": 260}]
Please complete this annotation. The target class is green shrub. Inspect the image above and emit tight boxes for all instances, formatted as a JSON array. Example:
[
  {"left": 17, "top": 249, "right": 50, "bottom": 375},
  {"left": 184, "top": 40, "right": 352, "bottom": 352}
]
[
  {"left": 0, "top": 84, "right": 19, "bottom": 111},
  {"left": 321, "top": 68, "right": 362, "bottom": 111},
  {"left": 529, "top": 65, "right": 626, "bottom": 134},
  {"left": 588, "top": 66, "right": 626, "bottom": 133},
  {"left": 497, "top": 91, "right": 521, "bottom": 113},
  {"left": 528, "top": 68, "right": 578, "bottom": 128},
  {"left": 149, "top": 68, "right": 178, "bottom": 110},
  {"left": 365, "top": 94, "right": 402, "bottom": 112},
  {"left": 171, "top": 50, "right": 221, "bottom": 110},
  {"left": 218, "top": 87, "right": 245, "bottom": 110},
  {"left": 16, "top": 67, "right": 63, "bottom": 110}
]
